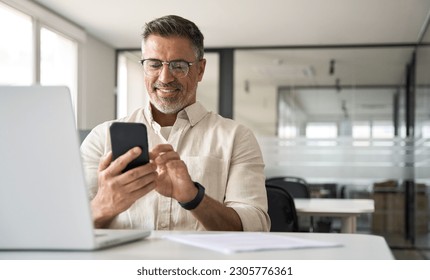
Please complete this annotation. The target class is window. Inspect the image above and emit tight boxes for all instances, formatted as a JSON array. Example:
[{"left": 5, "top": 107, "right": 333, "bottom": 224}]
[
  {"left": 0, "top": 3, "right": 33, "bottom": 85},
  {"left": 353, "top": 122, "right": 371, "bottom": 138},
  {"left": 305, "top": 122, "right": 337, "bottom": 138},
  {"left": 279, "top": 125, "right": 298, "bottom": 138},
  {"left": 117, "top": 54, "right": 129, "bottom": 119},
  {"left": 422, "top": 122, "right": 430, "bottom": 138},
  {"left": 0, "top": 2, "right": 81, "bottom": 121},
  {"left": 116, "top": 51, "right": 147, "bottom": 119},
  {"left": 372, "top": 121, "right": 394, "bottom": 139},
  {"left": 40, "top": 27, "right": 78, "bottom": 114}
]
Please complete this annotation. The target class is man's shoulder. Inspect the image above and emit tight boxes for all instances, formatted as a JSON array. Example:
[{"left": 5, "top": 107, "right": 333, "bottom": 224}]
[
  {"left": 200, "top": 112, "right": 256, "bottom": 141},
  {"left": 118, "top": 107, "right": 147, "bottom": 123},
  {"left": 205, "top": 112, "right": 250, "bottom": 130}
]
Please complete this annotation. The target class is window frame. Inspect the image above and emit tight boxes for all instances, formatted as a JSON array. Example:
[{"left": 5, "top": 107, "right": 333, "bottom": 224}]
[{"left": 1, "top": 0, "right": 86, "bottom": 122}]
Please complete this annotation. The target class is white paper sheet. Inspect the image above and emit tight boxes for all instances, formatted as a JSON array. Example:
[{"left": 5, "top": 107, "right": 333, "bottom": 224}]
[{"left": 163, "top": 232, "right": 342, "bottom": 254}]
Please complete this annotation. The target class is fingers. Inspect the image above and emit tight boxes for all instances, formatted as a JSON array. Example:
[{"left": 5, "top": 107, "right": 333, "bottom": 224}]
[
  {"left": 96, "top": 157, "right": 157, "bottom": 218},
  {"left": 150, "top": 144, "right": 180, "bottom": 164},
  {"left": 129, "top": 179, "right": 157, "bottom": 201},
  {"left": 150, "top": 144, "right": 174, "bottom": 160},
  {"left": 98, "top": 151, "right": 113, "bottom": 172},
  {"left": 94, "top": 147, "right": 159, "bottom": 225},
  {"left": 109, "top": 147, "right": 142, "bottom": 175},
  {"left": 98, "top": 146, "right": 157, "bottom": 197},
  {"left": 118, "top": 163, "right": 157, "bottom": 190}
]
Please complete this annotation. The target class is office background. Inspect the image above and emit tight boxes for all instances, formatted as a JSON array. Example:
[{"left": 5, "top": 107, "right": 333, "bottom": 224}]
[{"left": 1, "top": 0, "right": 429, "bottom": 259}]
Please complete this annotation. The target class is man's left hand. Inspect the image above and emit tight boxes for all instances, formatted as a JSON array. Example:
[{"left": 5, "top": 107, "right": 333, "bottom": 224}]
[{"left": 150, "top": 144, "right": 198, "bottom": 203}]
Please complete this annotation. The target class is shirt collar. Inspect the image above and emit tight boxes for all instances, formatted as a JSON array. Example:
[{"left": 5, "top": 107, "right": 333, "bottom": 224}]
[{"left": 177, "top": 101, "right": 208, "bottom": 126}]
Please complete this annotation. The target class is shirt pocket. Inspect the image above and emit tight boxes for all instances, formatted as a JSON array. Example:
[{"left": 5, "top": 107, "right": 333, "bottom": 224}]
[{"left": 182, "top": 156, "right": 229, "bottom": 203}]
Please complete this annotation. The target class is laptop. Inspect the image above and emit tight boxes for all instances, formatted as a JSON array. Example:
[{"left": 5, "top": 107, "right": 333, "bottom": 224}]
[{"left": 0, "top": 86, "right": 151, "bottom": 250}]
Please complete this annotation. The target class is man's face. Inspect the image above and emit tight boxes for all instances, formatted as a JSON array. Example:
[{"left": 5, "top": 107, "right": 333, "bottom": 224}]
[{"left": 141, "top": 35, "right": 206, "bottom": 115}]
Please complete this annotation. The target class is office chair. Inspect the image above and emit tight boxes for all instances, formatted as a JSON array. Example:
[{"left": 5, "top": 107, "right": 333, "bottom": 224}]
[
  {"left": 266, "top": 176, "right": 313, "bottom": 231},
  {"left": 266, "top": 184, "right": 299, "bottom": 232},
  {"left": 266, "top": 176, "right": 311, "bottom": 198}
]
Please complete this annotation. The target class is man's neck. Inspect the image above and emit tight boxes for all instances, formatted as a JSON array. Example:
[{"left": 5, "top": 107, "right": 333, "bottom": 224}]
[{"left": 151, "top": 107, "right": 178, "bottom": 127}]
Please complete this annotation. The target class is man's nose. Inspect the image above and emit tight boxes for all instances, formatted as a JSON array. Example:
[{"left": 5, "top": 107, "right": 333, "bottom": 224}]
[{"left": 158, "top": 64, "right": 175, "bottom": 83}]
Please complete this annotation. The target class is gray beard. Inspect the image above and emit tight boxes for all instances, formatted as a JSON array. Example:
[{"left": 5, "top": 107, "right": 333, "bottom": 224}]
[{"left": 152, "top": 96, "right": 186, "bottom": 115}]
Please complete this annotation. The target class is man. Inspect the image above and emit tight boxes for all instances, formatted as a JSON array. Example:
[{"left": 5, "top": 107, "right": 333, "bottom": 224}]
[{"left": 81, "top": 15, "right": 270, "bottom": 231}]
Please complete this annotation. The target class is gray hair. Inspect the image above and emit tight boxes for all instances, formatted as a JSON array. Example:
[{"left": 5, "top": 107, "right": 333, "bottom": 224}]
[{"left": 142, "top": 15, "right": 204, "bottom": 60}]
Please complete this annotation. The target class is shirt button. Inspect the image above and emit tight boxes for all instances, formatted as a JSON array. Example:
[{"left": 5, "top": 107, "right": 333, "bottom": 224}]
[{"left": 160, "top": 222, "right": 167, "bottom": 228}]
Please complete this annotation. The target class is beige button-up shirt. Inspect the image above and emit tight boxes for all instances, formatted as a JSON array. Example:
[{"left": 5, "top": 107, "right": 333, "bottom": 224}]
[{"left": 80, "top": 102, "right": 270, "bottom": 231}]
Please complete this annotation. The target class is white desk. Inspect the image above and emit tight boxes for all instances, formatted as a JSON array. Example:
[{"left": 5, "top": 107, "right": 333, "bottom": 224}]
[
  {"left": 294, "top": 198, "right": 374, "bottom": 233},
  {"left": 0, "top": 231, "right": 393, "bottom": 260}
]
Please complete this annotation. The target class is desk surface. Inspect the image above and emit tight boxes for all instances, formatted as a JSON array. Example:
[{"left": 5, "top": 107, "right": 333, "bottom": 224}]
[
  {"left": 294, "top": 198, "right": 374, "bottom": 216},
  {"left": 0, "top": 231, "right": 393, "bottom": 260}
]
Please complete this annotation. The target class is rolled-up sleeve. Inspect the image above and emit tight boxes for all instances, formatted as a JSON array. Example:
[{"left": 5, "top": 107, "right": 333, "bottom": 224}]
[{"left": 224, "top": 126, "right": 270, "bottom": 232}]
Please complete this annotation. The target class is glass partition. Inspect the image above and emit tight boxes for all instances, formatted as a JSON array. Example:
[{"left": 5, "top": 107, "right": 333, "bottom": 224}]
[
  {"left": 258, "top": 137, "right": 428, "bottom": 184},
  {"left": 235, "top": 45, "right": 429, "bottom": 247}
]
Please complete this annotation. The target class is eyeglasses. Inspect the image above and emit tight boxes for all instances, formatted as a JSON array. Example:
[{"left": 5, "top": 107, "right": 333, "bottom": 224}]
[{"left": 139, "top": 59, "right": 197, "bottom": 78}]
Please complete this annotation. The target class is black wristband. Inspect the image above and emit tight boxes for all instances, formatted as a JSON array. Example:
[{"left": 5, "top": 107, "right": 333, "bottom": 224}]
[{"left": 179, "top": 182, "right": 205, "bottom": 210}]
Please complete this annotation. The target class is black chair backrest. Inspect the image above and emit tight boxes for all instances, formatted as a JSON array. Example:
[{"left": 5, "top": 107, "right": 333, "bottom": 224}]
[
  {"left": 266, "top": 176, "right": 310, "bottom": 198},
  {"left": 266, "top": 184, "right": 299, "bottom": 232}
]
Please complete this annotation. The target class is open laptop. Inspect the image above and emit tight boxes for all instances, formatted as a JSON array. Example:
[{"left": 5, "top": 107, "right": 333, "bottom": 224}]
[{"left": 0, "top": 86, "right": 151, "bottom": 250}]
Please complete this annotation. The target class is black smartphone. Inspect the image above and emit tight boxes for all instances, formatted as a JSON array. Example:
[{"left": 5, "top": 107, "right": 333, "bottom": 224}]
[{"left": 109, "top": 122, "right": 149, "bottom": 173}]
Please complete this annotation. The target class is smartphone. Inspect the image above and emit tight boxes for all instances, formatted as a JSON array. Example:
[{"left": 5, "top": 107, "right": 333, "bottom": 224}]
[{"left": 109, "top": 122, "right": 149, "bottom": 173}]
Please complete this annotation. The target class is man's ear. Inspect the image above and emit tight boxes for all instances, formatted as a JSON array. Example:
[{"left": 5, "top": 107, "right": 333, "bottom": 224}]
[{"left": 197, "top": 59, "right": 206, "bottom": 82}]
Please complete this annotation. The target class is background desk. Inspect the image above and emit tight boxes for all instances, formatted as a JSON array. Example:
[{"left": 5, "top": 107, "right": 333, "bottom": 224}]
[
  {"left": 294, "top": 198, "right": 375, "bottom": 233},
  {"left": 0, "top": 231, "right": 393, "bottom": 260}
]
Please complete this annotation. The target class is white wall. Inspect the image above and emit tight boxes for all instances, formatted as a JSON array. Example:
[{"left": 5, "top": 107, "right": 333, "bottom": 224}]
[{"left": 78, "top": 35, "right": 116, "bottom": 130}]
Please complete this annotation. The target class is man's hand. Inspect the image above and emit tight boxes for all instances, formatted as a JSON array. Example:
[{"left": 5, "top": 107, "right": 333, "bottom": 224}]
[
  {"left": 150, "top": 144, "right": 242, "bottom": 231},
  {"left": 91, "top": 147, "right": 157, "bottom": 228},
  {"left": 150, "top": 144, "right": 197, "bottom": 203}
]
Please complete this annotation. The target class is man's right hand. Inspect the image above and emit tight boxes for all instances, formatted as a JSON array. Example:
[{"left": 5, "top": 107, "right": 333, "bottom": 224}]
[{"left": 91, "top": 147, "right": 157, "bottom": 228}]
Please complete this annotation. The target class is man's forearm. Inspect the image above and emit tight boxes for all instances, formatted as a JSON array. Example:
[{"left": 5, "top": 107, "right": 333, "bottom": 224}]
[{"left": 190, "top": 195, "right": 243, "bottom": 231}]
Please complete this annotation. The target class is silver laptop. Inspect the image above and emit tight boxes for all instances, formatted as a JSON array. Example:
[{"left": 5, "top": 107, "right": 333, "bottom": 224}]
[{"left": 0, "top": 86, "right": 150, "bottom": 250}]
